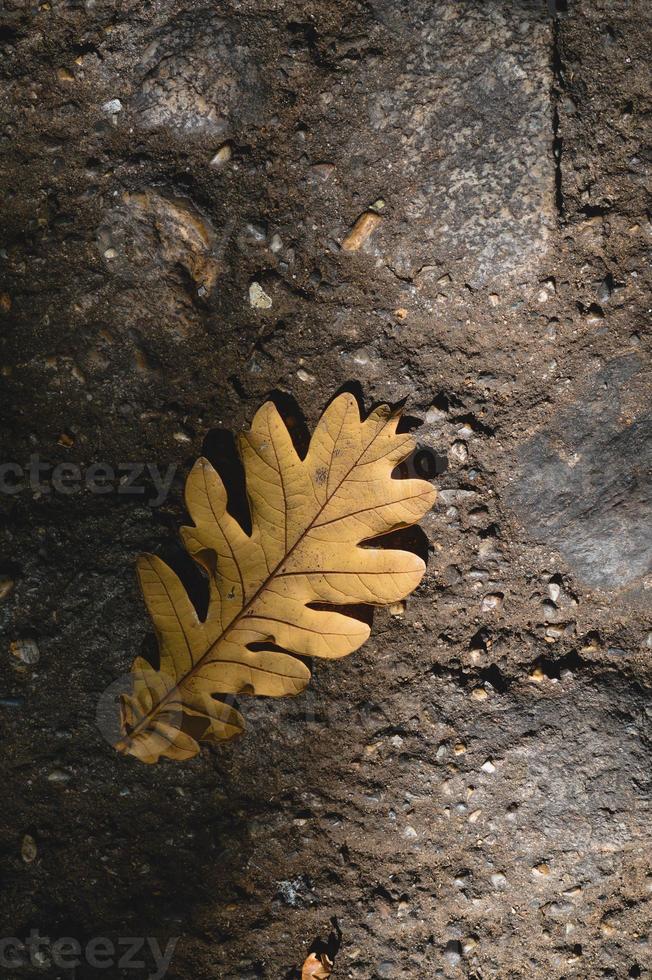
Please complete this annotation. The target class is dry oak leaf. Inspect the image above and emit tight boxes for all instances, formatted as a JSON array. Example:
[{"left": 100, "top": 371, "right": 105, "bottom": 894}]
[
  {"left": 116, "top": 393, "right": 436, "bottom": 763},
  {"left": 302, "top": 952, "right": 333, "bottom": 979}
]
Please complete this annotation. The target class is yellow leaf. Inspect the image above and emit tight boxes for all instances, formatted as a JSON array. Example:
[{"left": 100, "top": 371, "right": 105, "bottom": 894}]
[
  {"left": 302, "top": 952, "right": 333, "bottom": 979},
  {"left": 115, "top": 393, "right": 436, "bottom": 764}
]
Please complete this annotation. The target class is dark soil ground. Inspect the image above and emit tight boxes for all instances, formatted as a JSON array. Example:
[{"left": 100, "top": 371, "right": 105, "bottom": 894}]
[{"left": 0, "top": 1, "right": 650, "bottom": 977}]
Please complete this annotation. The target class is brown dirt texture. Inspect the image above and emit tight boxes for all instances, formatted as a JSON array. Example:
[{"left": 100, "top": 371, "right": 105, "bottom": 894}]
[{"left": 0, "top": 1, "right": 650, "bottom": 978}]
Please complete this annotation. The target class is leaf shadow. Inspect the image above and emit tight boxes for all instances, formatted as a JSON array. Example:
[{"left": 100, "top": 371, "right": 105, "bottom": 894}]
[{"left": 202, "top": 427, "right": 252, "bottom": 534}]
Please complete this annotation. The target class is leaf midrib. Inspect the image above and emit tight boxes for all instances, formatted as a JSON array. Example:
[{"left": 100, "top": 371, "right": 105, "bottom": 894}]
[{"left": 124, "top": 411, "right": 399, "bottom": 743}]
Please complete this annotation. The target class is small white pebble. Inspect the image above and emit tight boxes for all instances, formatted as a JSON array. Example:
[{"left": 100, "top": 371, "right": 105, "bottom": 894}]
[
  {"left": 209, "top": 143, "right": 232, "bottom": 167},
  {"left": 481, "top": 759, "right": 496, "bottom": 774},
  {"left": 450, "top": 440, "right": 468, "bottom": 463},
  {"left": 403, "top": 825, "right": 418, "bottom": 839},
  {"left": 245, "top": 222, "right": 266, "bottom": 242},
  {"left": 296, "top": 368, "right": 315, "bottom": 383},
  {"left": 548, "top": 582, "right": 561, "bottom": 602},
  {"left": 425, "top": 406, "right": 446, "bottom": 424},
  {"left": 481, "top": 593, "right": 504, "bottom": 612},
  {"left": 47, "top": 769, "right": 71, "bottom": 783},
  {"left": 101, "top": 98, "right": 122, "bottom": 114},
  {"left": 545, "top": 626, "right": 563, "bottom": 642},
  {"left": 249, "top": 281, "right": 272, "bottom": 309}
]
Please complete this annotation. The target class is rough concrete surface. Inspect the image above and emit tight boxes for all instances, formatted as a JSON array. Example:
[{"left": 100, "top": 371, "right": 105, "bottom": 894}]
[{"left": 0, "top": 0, "right": 650, "bottom": 978}]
